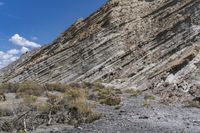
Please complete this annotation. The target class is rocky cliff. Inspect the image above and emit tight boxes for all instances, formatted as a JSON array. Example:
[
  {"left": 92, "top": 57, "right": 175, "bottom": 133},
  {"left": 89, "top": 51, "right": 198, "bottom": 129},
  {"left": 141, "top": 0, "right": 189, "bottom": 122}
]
[{"left": 1, "top": 0, "right": 200, "bottom": 95}]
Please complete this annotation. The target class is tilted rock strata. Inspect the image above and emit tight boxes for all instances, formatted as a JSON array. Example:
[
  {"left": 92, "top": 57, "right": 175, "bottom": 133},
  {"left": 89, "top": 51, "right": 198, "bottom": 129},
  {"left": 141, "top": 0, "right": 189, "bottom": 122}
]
[{"left": 1, "top": 0, "right": 200, "bottom": 98}]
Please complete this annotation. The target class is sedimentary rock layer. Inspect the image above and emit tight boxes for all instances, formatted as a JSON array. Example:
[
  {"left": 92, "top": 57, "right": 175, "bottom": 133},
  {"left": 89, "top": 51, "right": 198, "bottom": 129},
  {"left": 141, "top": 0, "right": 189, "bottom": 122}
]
[{"left": 1, "top": 0, "right": 200, "bottom": 94}]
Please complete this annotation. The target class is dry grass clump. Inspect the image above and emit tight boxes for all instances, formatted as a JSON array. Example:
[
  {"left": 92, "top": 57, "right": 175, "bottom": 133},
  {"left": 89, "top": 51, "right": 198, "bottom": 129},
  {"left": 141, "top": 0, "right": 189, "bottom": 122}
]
[
  {"left": 124, "top": 89, "right": 142, "bottom": 97},
  {"left": 64, "top": 87, "right": 87, "bottom": 102},
  {"left": 86, "top": 112, "right": 102, "bottom": 123},
  {"left": 144, "top": 95, "right": 155, "bottom": 101},
  {"left": 63, "top": 86, "right": 102, "bottom": 125},
  {"left": 16, "top": 81, "right": 44, "bottom": 97},
  {"left": 21, "top": 94, "right": 38, "bottom": 105},
  {"left": 98, "top": 89, "right": 121, "bottom": 106},
  {"left": 0, "top": 81, "right": 44, "bottom": 96},
  {"left": 143, "top": 95, "right": 155, "bottom": 107},
  {"left": 45, "top": 82, "right": 66, "bottom": 92},
  {"left": 34, "top": 85, "right": 102, "bottom": 126},
  {"left": 0, "top": 83, "right": 19, "bottom": 93},
  {"left": 72, "top": 82, "right": 121, "bottom": 106}
]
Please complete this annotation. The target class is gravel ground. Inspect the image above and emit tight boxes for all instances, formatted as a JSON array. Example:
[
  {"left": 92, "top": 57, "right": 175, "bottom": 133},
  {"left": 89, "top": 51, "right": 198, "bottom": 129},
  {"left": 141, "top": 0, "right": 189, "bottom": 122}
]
[{"left": 33, "top": 93, "right": 200, "bottom": 133}]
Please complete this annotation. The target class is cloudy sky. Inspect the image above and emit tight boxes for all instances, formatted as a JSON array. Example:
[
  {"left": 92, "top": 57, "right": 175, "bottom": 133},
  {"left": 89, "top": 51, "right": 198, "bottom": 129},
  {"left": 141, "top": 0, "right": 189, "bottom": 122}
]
[{"left": 0, "top": 0, "right": 106, "bottom": 69}]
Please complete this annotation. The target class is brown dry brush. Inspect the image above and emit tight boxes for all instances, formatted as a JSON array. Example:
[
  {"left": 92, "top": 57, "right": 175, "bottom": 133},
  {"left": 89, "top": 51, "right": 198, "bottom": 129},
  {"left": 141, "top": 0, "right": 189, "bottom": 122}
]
[{"left": 0, "top": 81, "right": 122, "bottom": 132}]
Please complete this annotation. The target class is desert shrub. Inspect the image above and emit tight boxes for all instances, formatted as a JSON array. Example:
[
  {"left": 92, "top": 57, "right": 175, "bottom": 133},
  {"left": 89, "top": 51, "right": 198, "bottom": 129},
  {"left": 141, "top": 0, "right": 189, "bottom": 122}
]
[
  {"left": 64, "top": 88, "right": 86, "bottom": 102},
  {"left": 100, "top": 96, "right": 121, "bottom": 106},
  {"left": 63, "top": 86, "right": 102, "bottom": 125},
  {"left": 64, "top": 87, "right": 90, "bottom": 114},
  {"left": 0, "top": 83, "right": 19, "bottom": 93},
  {"left": 0, "top": 82, "right": 105, "bottom": 131},
  {"left": 98, "top": 89, "right": 112, "bottom": 99},
  {"left": 143, "top": 95, "right": 155, "bottom": 107},
  {"left": 86, "top": 112, "right": 102, "bottom": 123},
  {"left": 144, "top": 95, "right": 155, "bottom": 101},
  {"left": 47, "top": 93, "right": 62, "bottom": 104},
  {"left": 46, "top": 93, "right": 65, "bottom": 113},
  {"left": 15, "top": 94, "right": 38, "bottom": 112},
  {"left": 96, "top": 88, "right": 121, "bottom": 106},
  {"left": 80, "top": 82, "right": 122, "bottom": 106},
  {"left": 45, "top": 82, "right": 66, "bottom": 92},
  {"left": 16, "top": 81, "right": 44, "bottom": 96},
  {"left": 73, "top": 101, "right": 91, "bottom": 115},
  {"left": 21, "top": 94, "right": 38, "bottom": 104}
]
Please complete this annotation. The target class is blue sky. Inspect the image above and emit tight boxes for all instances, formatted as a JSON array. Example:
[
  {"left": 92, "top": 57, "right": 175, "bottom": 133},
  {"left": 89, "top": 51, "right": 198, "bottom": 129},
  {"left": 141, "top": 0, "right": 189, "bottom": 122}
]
[{"left": 0, "top": 0, "right": 106, "bottom": 68}]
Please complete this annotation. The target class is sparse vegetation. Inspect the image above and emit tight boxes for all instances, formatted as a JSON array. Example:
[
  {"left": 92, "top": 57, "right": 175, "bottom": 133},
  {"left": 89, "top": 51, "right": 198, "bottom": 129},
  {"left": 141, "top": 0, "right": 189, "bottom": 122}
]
[
  {"left": 45, "top": 82, "right": 66, "bottom": 92},
  {"left": 21, "top": 94, "right": 38, "bottom": 105},
  {"left": 100, "top": 96, "right": 121, "bottom": 106},
  {"left": 16, "top": 81, "right": 44, "bottom": 97},
  {"left": 94, "top": 87, "right": 121, "bottom": 106},
  {"left": 86, "top": 112, "right": 103, "bottom": 123},
  {"left": 16, "top": 130, "right": 26, "bottom": 133},
  {"left": 144, "top": 95, "right": 155, "bottom": 101},
  {"left": 143, "top": 95, "right": 156, "bottom": 107},
  {"left": 0, "top": 81, "right": 122, "bottom": 132},
  {"left": 0, "top": 83, "right": 19, "bottom": 93},
  {"left": 124, "top": 89, "right": 142, "bottom": 97}
]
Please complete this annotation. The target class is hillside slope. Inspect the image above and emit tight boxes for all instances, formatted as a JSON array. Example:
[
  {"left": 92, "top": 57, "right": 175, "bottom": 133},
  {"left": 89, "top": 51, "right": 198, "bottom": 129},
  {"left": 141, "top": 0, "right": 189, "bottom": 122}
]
[{"left": 1, "top": 0, "right": 200, "bottom": 94}]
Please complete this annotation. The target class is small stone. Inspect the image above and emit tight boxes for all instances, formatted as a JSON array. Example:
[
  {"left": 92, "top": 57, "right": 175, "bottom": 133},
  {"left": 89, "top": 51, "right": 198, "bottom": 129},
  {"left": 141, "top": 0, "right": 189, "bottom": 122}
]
[
  {"left": 139, "top": 116, "right": 149, "bottom": 119},
  {"left": 77, "top": 127, "right": 83, "bottom": 130}
]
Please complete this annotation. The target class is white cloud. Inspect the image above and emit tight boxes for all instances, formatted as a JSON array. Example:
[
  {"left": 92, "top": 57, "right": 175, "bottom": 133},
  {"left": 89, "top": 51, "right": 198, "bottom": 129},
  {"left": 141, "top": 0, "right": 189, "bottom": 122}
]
[
  {"left": 0, "top": 34, "right": 40, "bottom": 69},
  {"left": 0, "top": 2, "right": 4, "bottom": 6},
  {"left": 0, "top": 46, "right": 31, "bottom": 69},
  {"left": 9, "top": 34, "right": 41, "bottom": 48},
  {"left": 21, "top": 46, "right": 29, "bottom": 53},
  {"left": 7, "top": 49, "right": 20, "bottom": 55},
  {"left": 0, "top": 49, "right": 20, "bottom": 69}
]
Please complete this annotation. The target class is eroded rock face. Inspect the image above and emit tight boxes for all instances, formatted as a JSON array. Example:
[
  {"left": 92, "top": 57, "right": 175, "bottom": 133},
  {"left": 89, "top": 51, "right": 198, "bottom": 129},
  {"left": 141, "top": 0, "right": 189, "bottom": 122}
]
[{"left": 1, "top": 0, "right": 200, "bottom": 97}]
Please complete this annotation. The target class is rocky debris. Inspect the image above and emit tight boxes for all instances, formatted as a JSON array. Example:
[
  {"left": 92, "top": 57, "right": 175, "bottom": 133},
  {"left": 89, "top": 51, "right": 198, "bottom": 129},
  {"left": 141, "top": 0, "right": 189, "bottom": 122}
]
[
  {"left": 139, "top": 115, "right": 149, "bottom": 119},
  {"left": 30, "top": 93, "right": 200, "bottom": 133}
]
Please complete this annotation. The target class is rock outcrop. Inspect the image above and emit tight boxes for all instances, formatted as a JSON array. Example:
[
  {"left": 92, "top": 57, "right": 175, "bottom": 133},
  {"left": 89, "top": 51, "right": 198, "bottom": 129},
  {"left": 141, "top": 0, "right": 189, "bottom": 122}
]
[{"left": 1, "top": 0, "right": 200, "bottom": 97}]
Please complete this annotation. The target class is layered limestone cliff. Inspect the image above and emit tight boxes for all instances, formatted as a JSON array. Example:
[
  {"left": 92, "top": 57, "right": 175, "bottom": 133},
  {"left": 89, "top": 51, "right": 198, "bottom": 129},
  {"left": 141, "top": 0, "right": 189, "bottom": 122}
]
[{"left": 1, "top": 0, "right": 200, "bottom": 97}]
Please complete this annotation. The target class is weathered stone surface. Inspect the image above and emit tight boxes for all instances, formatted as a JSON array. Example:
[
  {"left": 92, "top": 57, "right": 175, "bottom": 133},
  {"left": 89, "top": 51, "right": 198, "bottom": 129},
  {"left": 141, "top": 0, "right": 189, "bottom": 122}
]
[{"left": 1, "top": 0, "right": 200, "bottom": 96}]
